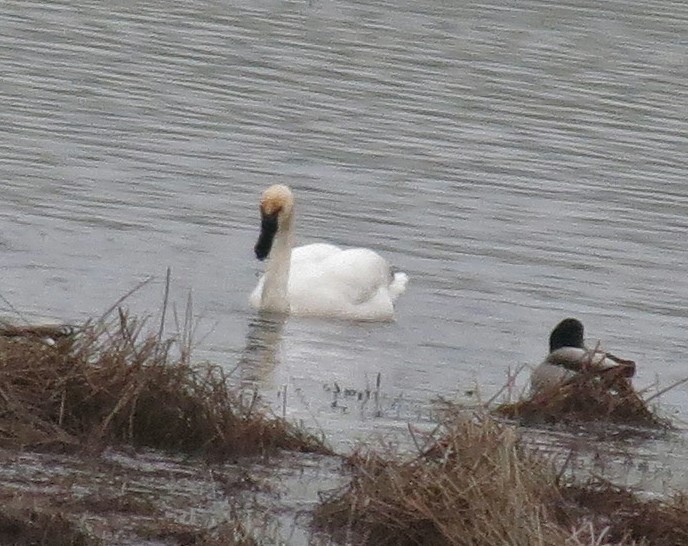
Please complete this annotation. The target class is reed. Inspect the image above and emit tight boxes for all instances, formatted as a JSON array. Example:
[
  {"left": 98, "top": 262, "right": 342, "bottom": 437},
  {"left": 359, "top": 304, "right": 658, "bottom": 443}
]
[
  {"left": 0, "top": 508, "right": 99, "bottom": 546},
  {"left": 495, "top": 368, "right": 670, "bottom": 429},
  {"left": 560, "top": 481, "right": 688, "bottom": 545},
  {"left": 314, "top": 416, "right": 570, "bottom": 546},
  {"left": 314, "top": 414, "right": 688, "bottom": 546},
  {"left": 0, "top": 309, "right": 327, "bottom": 458}
]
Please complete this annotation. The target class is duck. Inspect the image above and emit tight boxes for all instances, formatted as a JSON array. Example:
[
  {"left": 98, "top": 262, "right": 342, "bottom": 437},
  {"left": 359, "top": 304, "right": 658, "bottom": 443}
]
[
  {"left": 529, "top": 318, "right": 635, "bottom": 394},
  {"left": 248, "top": 184, "right": 408, "bottom": 321}
]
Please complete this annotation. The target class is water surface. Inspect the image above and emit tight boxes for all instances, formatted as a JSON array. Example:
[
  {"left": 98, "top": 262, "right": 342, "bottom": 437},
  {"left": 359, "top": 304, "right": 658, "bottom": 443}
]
[{"left": 1, "top": 0, "right": 687, "bottom": 480}]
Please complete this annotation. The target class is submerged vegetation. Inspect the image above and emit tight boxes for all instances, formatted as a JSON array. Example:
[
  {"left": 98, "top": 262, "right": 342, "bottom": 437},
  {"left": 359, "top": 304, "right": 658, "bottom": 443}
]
[{"left": 314, "top": 414, "right": 688, "bottom": 546}]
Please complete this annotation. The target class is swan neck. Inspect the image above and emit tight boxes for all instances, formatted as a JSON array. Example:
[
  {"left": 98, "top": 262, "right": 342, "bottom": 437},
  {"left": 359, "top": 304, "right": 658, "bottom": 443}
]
[{"left": 260, "top": 216, "right": 293, "bottom": 313}]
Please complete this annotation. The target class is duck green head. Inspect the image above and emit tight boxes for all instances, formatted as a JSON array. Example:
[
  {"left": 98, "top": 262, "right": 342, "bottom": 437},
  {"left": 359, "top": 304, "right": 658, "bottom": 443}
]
[{"left": 549, "top": 318, "right": 585, "bottom": 352}]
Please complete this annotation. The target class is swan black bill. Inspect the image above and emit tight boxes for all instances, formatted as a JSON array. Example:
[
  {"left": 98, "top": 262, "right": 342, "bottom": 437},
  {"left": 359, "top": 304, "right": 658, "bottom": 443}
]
[{"left": 254, "top": 213, "right": 278, "bottom": 260}]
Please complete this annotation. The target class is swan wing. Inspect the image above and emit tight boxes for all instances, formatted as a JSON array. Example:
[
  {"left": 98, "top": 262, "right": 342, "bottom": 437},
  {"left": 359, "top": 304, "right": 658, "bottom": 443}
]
[
  {"left": 322, "top": 249, "right": 389, "bottom": 295},
  {"left": 288, "top": 247, "right": 405, "bottom": 320},
  {"left": 250, "top": 243, "right": 340, "bottom": 309},
  {"left": 291, "top": 243, "right": 342, "bottom": 264}
]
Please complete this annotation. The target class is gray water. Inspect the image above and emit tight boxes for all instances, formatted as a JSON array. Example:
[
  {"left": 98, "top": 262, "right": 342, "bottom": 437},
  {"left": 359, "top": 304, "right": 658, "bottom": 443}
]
[{"left": 2, "top": 0, "right": 688, "bottom": 476}]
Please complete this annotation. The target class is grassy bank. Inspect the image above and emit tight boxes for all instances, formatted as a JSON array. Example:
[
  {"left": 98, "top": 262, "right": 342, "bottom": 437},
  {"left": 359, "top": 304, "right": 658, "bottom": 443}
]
[
  {"left": 0, "top": 309, "right": 327, "bottom": 459},
  {"left": 0, "top": 304, "right": 331, "bottom": 545},
  {"left": 314, "top": 413, "right": 688, "bottom": 546},
  {"left": 0, "top": 504, "right": 261, "bottom": 546}
]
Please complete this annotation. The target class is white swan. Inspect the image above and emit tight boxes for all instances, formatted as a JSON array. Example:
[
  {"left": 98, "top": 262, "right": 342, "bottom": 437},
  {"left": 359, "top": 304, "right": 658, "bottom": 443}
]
[
  {"left": 530, "top": 318, "right": 635, "bottom": 394},
  {"left": 249, "top": 184, "right": 408, "bottom": 321}
]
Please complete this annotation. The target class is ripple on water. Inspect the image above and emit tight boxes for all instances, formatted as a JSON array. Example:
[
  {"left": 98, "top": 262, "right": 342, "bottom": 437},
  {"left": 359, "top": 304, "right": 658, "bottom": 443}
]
[{"left": 0, "top": 0, "right": 687, "bottom": 495}]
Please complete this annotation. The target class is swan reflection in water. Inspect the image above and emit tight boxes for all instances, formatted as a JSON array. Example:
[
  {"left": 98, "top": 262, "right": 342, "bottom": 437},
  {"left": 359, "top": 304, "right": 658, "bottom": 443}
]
[{"left": 237, "top": 312, "right": 287, "bottom": 385}]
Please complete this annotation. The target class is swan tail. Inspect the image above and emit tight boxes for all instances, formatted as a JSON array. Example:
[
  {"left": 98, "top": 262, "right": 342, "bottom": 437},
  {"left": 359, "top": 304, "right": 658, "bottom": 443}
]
[{"left": 389, "top": 271, "right": 408, "bottom": 301}]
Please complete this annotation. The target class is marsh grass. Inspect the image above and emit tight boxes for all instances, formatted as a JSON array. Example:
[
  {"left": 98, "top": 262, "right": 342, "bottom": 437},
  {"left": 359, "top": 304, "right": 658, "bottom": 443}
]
[
  {"left": 0, "top": 507, "right": 99, "bottom": 546},
  {"left": 135, "top": 518, "right": 260, "bottom": 546},
  {"left": 559, "top": 481, "right": 688, "bottom": 545},
  {"left": 0, "top": 308, "right": 328, "bottom": 458},
  {"left": 314, "top": 414, "right": 688, "bottom": 546},
  {"left": 494, "top": 369, "right": 670, "bottom": 430},
  {"left": 0, "top": 504, "right": 261, "bottom": 546},
  {"left": 314, "top": 416, "right": 570, "bottom": 546}
]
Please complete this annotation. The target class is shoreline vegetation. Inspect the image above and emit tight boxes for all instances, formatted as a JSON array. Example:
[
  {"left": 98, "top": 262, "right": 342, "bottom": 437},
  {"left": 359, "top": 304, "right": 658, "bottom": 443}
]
[
  {"left": 0, "top": 304, "right": 686, "bottom": 545},
  {"left": 0, "top": 303, "right": 327, "bottom": 545},
  {"left": 494, "top": 362, "right": 672, "bottom": 431},
  {"left": 0, "top": 309, "right": 327, "bottom": 458},
  {"left": 314, "top": 415, "right": 688, "bottom": 546}
]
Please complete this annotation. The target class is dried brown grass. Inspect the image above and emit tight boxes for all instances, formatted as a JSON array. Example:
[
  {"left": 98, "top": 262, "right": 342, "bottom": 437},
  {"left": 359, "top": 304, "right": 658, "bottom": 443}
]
[
  {"left": 314, "top": 414, "right": 688, "bottom": 546},
  {"left": 135, "top": 518, "right": 260, "bottom": 546},
  {"left": 495, "top": 369, "right": 669, "bottom": 430},
  {"left": 0, "top": 504, "right": 261, "bottom": 546},
  {"left": 314, "top": 416, "right": 570, "bottom": 546},
  {"left": 0, "top": 508, "right": 99, "bottom": 546},
  {"left": 559, "top": 481, "right": 688, "bottom": 546},
  {"left": 0, "top": 309, "right": 328, "bottom": 459}
]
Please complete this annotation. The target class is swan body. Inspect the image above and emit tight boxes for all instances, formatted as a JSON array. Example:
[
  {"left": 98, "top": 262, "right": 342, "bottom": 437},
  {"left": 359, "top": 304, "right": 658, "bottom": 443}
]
[
  {"left": 249, "top": 185, "right": 408, "bottom": 321},
  {"left": 530, "top": 318, "right": 635, "bottom": 394}
]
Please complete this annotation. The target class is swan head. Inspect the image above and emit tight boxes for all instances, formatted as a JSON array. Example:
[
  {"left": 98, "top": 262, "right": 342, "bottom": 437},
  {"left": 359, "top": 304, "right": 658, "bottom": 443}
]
[
  {"left": 254, "top": 184, "right": 294, "bottom": 261},
  {"left": 549, "top": 318, "right": 585, "bottom": 352}
]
